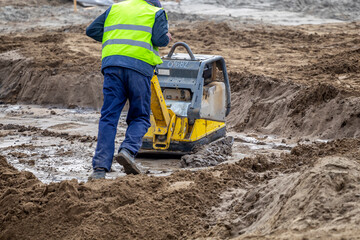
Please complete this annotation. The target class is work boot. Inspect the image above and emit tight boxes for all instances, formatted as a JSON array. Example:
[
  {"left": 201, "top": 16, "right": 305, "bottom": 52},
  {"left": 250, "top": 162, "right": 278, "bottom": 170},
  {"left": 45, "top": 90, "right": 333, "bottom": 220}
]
[
  {"left": 88, "top": 168, "right": 106, "bottom": 180},
  {"left": 115, "top": 148, "right": 141, "bottom": 175}
]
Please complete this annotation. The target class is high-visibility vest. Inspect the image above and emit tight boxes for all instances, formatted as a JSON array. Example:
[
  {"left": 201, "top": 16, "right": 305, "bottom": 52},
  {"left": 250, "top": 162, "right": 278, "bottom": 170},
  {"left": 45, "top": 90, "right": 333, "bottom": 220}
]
[{"left": 102, "top": 0, "right": 164, "bottom": 66}]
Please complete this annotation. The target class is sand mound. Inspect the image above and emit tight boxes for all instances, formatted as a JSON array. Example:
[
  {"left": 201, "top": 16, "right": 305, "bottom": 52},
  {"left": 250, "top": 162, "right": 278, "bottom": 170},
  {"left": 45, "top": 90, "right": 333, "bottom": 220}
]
[
  {"left": 1, "top": 139, "right": 359, "bottom": 239},
  {"left": 207, "top": 155, "right": 360, "bottom": 239},
  {"left": 0, "top": 28, "right": 103, "bottom": 109},
  {"left": 0, "top": 155, "right": 222, "bottom": 240},
  {"left": 299, "top": 48, "right": 360, "bottom": 76},
  {"left": 227, "top": 71, "right": 360, "bottom": 139}
]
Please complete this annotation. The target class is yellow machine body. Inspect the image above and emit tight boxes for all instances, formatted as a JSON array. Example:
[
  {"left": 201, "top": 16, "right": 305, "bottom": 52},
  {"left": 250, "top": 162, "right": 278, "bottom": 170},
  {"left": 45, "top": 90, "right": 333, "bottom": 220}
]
[
  {"left": 140, "top": 42, "right": 231, "bottom": 154},
  {"left": 143, "top": 75, "right": 226, "bottom": 152}
]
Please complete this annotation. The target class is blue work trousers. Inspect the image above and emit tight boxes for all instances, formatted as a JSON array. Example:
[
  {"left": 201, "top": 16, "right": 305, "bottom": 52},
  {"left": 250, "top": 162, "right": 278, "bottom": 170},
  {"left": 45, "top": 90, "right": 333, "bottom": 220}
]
[{"left": 92, "top": 66, "right": 152, "bottom": 171}]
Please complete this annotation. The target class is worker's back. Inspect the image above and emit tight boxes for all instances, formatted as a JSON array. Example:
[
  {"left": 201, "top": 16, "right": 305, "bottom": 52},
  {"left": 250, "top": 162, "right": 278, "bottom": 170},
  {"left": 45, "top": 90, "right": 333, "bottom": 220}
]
[
  {"left": 102, "top": 0, "right": 164, "bottom": 67},
  {"left": 86, "top": 0, "right": 170, "bottom": 77}
]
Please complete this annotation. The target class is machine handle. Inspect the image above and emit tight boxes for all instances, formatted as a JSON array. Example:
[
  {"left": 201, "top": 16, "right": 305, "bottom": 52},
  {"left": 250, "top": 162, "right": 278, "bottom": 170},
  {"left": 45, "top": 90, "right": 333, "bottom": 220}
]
[
  {"left": 167, "top": 42, "right": 196, "bottom": 60},
  {"left": 219, "top": 58, "right": 232, "bottom": 117},
  {"left": 187, "top": 56, "right": 232, "bottom": 123}
]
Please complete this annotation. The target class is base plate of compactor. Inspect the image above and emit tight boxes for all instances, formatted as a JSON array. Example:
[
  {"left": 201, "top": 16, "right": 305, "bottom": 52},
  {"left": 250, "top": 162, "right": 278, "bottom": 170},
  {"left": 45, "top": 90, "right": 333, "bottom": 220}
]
[{"left": 138, "top": 126, "right": 226, "bottom": 157}]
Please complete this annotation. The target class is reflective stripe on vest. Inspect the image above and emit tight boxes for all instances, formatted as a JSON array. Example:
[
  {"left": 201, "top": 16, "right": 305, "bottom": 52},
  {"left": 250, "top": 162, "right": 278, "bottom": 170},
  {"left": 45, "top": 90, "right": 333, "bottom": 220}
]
[
  {"left": 104, "top": 24, "right": 152, "bottom": 34},
  {"left": 102, "top": 0, "right": 163, "bottom": 66},
  {"left": 103, "top": 39, "right": 160, "bottom": 56}
]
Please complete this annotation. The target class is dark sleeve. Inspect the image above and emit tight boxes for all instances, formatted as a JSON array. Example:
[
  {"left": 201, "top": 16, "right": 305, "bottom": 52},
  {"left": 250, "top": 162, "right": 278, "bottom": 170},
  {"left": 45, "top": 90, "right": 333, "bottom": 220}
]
[
  {"left": 86, "top": 8, "right": 110, "bottom": 42},
  {"left": 151, "top": 10, "right": 170, "bottom": 47}
]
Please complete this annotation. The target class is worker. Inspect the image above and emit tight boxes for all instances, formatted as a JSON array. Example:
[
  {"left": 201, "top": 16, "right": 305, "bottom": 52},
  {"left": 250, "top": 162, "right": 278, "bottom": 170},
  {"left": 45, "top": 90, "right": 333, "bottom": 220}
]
[{"left": 86, "top": 0, "right": 171, "bottom": 179}]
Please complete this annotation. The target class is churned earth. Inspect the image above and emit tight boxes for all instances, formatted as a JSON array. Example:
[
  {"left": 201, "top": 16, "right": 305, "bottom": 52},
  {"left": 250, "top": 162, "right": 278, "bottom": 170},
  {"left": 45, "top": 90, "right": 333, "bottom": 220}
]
[
  {"left": 1, "top": 0, "right": 360, "bottom": 239},
  {"left": 1, "top": 139, "right": 360, "bottom": 239}
]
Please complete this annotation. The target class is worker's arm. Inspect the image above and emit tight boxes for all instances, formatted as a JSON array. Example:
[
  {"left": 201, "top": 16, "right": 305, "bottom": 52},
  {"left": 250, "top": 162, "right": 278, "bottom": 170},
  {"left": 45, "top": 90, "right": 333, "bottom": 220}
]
[
  {"left": 86, "top": 8, "right": 111, "bottom": 42},
  {"left": 152, "top": 10, "right": 170, "bottom": 47}
]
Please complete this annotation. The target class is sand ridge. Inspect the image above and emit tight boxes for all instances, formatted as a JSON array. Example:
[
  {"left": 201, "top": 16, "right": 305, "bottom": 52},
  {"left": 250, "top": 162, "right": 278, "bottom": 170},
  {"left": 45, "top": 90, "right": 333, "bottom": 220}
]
[{"left": 1, "top": 139, "right": 360, "bottom": 239}]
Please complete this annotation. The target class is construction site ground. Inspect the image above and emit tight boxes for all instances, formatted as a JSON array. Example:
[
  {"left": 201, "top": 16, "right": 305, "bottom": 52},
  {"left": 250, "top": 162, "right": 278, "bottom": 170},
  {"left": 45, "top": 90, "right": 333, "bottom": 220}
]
[{"left": 1, "top": 0, "right": 360, "bottom": 239}]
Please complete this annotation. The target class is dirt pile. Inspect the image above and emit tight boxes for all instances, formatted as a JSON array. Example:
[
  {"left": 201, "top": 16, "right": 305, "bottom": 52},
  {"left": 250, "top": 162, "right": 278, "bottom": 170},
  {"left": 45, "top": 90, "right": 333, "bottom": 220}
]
[
  {"left": 0, "top": 154, "right": 220, "bottom": 240},
  {"left": 0, "top": 26, "right": 103, "bottom": 109},
  {"left": 180, "top": 136, "right": 234, "bottom": 168},
  {"left": 172, "top": 22, "right": 360, "bottom": 93},
  {"left": 2, "top": 22, "right": 360, "bottom": 106},
  {"left": 227, "top": 71, "right": 360, "bottom": 139},
  {"left": 299, "top": 47, "right": 360, "bottom": 76},
  {"left": 206, "top": 155, "right": 360, "bottom": 239},
  {"left": 1, "top": 139, "right": 359, "bottom": 239},
  {"left": 193, "top": 138, "right": 360, "bottom": 239}
]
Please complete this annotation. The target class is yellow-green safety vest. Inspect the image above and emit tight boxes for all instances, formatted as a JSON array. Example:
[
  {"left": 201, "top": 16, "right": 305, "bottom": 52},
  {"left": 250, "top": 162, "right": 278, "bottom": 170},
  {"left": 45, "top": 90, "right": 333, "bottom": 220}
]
[{"left": 102, "top": 0, "right": 164, "bottom": 66}]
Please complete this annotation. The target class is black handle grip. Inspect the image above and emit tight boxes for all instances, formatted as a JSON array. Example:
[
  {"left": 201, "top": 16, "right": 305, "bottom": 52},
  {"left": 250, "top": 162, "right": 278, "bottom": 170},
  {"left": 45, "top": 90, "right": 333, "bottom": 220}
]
[{"left": 167, "top": 42, "right": 196, "bottom": 60}]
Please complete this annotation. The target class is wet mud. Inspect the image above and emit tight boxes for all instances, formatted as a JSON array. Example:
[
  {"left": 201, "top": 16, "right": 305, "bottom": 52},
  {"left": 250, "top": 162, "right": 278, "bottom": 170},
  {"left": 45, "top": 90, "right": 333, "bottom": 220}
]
[
  {"left": 180, "top": 136, "right": 234, "bottom": 168},
  {"left": 0, "top": 105, "right": 294, "bottom": 182},
  {"left": 0, "top": 123, "right": 97, "bottom": 142}
]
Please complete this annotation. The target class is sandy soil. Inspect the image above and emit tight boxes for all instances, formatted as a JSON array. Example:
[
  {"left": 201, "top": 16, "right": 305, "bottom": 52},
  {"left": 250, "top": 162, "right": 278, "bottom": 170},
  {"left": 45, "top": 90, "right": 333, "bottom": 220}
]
[
  {"left": 1, "top": 0, "right": 360, "bottom": 239},
  {"left": 1, "top": 139, "right": 360, "bottom": 239}
]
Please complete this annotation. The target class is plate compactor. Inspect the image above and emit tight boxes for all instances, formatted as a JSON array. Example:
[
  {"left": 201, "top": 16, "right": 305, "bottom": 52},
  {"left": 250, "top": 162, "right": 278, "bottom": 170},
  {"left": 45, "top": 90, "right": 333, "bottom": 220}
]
[{"left": 140, "top": 42, "right": 231, "bottom": 155}]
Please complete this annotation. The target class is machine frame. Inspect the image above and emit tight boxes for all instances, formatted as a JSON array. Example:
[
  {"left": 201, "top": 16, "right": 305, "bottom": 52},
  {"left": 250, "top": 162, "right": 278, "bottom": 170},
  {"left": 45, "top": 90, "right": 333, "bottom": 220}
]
[{"left": 140, "top": 42, "right": 231, "bottom": 155}]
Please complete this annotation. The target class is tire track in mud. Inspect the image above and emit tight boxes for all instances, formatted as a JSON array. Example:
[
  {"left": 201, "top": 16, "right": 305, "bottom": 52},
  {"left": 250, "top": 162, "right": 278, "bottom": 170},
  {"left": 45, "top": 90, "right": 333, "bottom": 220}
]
[{"left": 0, "top": 123, "right": 97, "bottom": 143}]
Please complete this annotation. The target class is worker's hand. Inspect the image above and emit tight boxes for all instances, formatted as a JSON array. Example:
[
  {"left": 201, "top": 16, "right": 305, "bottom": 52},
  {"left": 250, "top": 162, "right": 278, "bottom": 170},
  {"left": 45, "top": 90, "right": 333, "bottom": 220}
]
[{"left": 166, "top": 32, "right": 172, "bottom": 42}]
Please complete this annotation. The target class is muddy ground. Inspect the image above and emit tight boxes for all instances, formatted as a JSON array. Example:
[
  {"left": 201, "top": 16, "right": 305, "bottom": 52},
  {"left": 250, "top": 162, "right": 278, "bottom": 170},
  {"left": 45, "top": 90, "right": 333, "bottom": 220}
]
[
  {"left": 1, "top": 139, "right": 360, "bottom": 239},
  {"left": 1, "top": 0, "right": 360, "bottom": 239}
]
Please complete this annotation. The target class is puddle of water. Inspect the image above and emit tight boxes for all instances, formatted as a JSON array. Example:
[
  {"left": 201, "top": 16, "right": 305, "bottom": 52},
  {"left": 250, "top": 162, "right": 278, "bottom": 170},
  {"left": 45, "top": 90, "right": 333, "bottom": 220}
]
[
  {"left": 0, "top": 105, "right": 181, "bottom": 183},
  {"left": 229, "top": 132, "right": 293, "bottom": 151}
]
